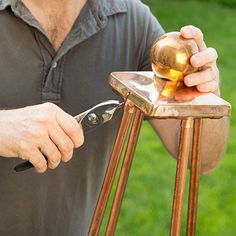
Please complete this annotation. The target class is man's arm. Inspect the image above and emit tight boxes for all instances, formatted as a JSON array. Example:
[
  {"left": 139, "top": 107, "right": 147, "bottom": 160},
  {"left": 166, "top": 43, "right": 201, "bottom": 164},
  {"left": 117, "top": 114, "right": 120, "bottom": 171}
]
[
  {"left": 150, "top": 117, "right": 229, "bottom": 175},
  {"left": 149, "top": 25, "right": 229, "bottom": 174}
]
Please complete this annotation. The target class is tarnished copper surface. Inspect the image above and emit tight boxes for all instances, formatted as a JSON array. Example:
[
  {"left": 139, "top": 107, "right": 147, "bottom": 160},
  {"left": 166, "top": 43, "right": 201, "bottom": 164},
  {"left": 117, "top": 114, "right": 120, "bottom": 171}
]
[
  {"left": 151, "top": 32, "right": 199, "bottom": 82},
  {"left": 108, "top": 71, "right": 231, "bottom": 118}
]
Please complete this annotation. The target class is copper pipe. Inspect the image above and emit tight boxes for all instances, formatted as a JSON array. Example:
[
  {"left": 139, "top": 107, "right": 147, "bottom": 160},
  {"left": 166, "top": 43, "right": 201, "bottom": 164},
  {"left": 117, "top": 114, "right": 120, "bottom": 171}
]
[
  {"left": 187, "top": 119, "right": 202, "bottom": 236},
  {"left": 170, "top": 118, "right": 194, "bottom": 236},
  {"left": 88, "top": 101, "right": 135, "bottom": 236},
  {"left": 105, "top": 108, "right": 144, "bottom": 236}
]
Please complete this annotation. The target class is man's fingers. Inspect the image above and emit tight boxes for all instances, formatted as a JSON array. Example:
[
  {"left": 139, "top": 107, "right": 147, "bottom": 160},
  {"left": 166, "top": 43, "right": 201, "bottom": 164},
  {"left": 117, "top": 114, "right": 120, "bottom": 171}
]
[
  {"left": 49, "top": 124, "right": 75, "bottom": 163},
  {"left": 22, "top": 149, "right": 47, "bottom": 173},
  {"left": 175, "top": 87, "right": 203, "bottom": 102},
  {"left": 180, "top": 25, "right": 220, "bottom": 95},
  {"left": 190, "top": 48, "right": 218, "bottom": 68},
  {"left": 184, "top": 66, "right": 218, "bottom": 87},
  {"left": 41, "top": 103, "right": 84, "bottom": 148},
  {"left": 56, "top": 111, "right": 84, "bottom": 148},
  {"left": 40, "top": 139, "right": 62, "bottom": 169},
  {"left": 196, "top": 80, "right": 219, "bottom": 93},
  {"left": 180, "top": 25, "right": 207, "bottom": 51}
]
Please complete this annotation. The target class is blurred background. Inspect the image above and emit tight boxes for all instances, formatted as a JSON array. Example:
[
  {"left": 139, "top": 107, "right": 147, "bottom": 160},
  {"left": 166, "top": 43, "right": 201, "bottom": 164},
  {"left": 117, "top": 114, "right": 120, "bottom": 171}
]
[{"left": 102, "top": 0, "right": 236, "bottom": 235}]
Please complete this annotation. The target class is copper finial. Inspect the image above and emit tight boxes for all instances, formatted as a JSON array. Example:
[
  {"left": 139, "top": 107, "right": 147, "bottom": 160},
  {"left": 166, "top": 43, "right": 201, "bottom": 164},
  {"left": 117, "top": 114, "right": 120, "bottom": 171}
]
[{"left": 151, "top": 32, "right": 199, "bottom": 82}]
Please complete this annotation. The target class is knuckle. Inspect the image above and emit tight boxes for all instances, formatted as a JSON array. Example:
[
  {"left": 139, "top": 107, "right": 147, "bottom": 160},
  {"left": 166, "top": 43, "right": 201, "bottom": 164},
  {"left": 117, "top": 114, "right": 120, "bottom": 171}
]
[
  {"left": 62, "top": 151, "right": 73, "bottom": 162},
  {"left": 40, "top": 103, "right": 58, "bottom": 120},
  {"left": 38, "top": 114, "right": 50, "bottom": 124},
  {"left": 80, "top": 134, "right": 85, "bottom": 146},
  {"left": 43, "top": 102, "right": 57, "bottom": 111},
  {"left": 18, "top": 141, "right": 34, "bottom": 154},
  {"left": 207, "top": 66, "right": 214, "bottom": 75},
  {"left": 208, "top": 66, "right": 218, "bottom": 80},
  {"left": 196, "top": 84, "right": 205, "bottom": 92},
  {"left": 74, "top": 125, "right": 84, "bottom": 148},
  {"left": 193, "top": 26, "right": 203, "bottom": 39},
  {"left": 20, "top": 155, "right": 27, "bottom": 161},
  {"left": 206, "top": 48, "right": 218, "bottom": 61},
  {"left": 50, "top": 152, "right": 61, "bottom": 164},
  {"left": 197, "top": 81, "right": 214, "bottom": 93},
  {"left": 67, "top": 119, "right": 80, "bottom": 135},
  {"left": 34, "top": 159, "right": 47, "bottom": 172},
  {"left": 28, "top": 127, "right": 44, "bottom": 139},
  {"left": 182, "top": 24, "right": 194, "bottom": 31},
  {"left": 66, "top": 126, "right": 77, "bottom": 137},
  {"left": 212, "top": 80, "right": 219, "bottom": 90},
  {"left": 61, "top": 140, "right": 74, "bottom": 154},
  {"left": 196, "top": 53, "right": 204, "bottom": 63},
  {"left": 209, "top": 47, "right": 218, "bottom": 59},
  {"left": 48, "top": 159, "right": 59, "bottom": 169},
  {"left": 48, "top": 164, "right": 56, "bottom": 170},
  {"left": 198, "top": 31, "right": 204, "bottom": 41},
  {"left": 75, "top": 134, "right": 84, "bottom": 148},
  {"left": 35, "top": 164, "right": 47, "bottom": 172},
  {"left": 204, "top": 49, "right": 211, "bottom": 59},
  {"left": 34, "top": 112, "right": 52, "bottom": 125}
]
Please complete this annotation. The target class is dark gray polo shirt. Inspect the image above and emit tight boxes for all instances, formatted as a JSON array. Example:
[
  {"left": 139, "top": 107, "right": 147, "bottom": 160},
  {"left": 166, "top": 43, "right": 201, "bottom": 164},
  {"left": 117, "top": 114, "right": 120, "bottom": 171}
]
[{"left": 0, "top": 0, "right": 164, "bottom": 235}]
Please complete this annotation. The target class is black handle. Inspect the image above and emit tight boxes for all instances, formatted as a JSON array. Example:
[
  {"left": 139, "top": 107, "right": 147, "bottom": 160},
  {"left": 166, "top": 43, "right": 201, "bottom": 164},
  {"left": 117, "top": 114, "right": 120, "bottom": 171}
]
[
  {"left": 14, "top": 161, "right": 34, "bottom": 172},
  {"left": 14, "top": 155, "right": 48, "bottom": 172}
]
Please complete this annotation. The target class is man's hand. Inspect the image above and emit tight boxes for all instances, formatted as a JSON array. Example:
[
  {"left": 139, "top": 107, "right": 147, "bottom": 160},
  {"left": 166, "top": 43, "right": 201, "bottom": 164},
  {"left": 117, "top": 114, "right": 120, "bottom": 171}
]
[
  {"left": 150, "top": 25, "right": 229, "bottom": 174},
  {"left": 180, "top": 25, "right": 220, "bottom": 94},
  {"left": 0, "top": 103, "right": 84, "bottom": 173}
]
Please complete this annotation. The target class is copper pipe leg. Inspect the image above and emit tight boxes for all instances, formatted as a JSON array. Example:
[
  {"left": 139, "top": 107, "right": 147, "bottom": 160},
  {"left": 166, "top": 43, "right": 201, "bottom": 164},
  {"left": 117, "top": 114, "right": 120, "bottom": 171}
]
[
  {"left": 170, "top": 118, "right": 194, "bottom": 236},
  {"left": 187, "top": 119, "right": 202, "bottom": 236},
  {"left": 105, "top": 108, "right": 144, "bottom": 236},
  {"left": 88, "top": 101, "right": 135, "bottom": 236}
]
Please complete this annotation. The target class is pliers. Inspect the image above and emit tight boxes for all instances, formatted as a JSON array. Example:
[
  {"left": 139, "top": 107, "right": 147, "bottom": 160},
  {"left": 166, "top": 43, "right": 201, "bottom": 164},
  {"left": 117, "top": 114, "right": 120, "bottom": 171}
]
[{"left": 14, "top": 100, "right": 124, "bottom": 172}]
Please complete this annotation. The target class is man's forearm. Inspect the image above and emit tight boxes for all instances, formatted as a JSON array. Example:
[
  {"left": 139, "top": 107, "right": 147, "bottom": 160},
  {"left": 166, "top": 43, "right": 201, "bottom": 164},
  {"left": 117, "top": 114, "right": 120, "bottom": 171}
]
[
  {"left": 149, "top": 116, "right": 229, "bottom": 175},
  {"left": 197, "top": 116, "right": 229, "bottom": 174}
]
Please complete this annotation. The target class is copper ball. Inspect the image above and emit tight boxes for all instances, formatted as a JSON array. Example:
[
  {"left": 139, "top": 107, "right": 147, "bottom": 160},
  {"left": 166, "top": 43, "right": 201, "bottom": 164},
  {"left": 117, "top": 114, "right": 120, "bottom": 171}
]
[{"left": 151, "top": 32, "right": 199, "bottom": 82}]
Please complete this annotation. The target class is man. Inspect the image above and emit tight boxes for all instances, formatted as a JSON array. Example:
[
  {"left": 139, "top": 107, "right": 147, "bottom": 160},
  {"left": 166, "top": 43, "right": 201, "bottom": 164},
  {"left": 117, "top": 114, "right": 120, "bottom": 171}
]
[{"left": 0, "top": 0, "right": 228, "bottom": 235}]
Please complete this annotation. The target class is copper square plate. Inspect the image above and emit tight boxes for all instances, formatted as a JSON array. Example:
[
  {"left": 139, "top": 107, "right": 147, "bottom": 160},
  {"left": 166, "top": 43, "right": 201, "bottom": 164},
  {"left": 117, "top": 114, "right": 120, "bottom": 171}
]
[{"left": 108, "top": 72, "right": 231, "bottom": 119}]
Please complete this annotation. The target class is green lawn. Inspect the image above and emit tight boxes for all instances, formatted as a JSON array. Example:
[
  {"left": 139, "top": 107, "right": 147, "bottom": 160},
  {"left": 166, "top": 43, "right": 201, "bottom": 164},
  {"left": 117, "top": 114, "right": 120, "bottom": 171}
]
[{"left": 105, "top": 1, "right": 236, "bottom": 235}]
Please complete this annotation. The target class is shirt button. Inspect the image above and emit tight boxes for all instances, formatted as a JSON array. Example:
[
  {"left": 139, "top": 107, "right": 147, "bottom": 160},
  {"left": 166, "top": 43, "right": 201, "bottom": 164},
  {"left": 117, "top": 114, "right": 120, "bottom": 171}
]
[{"left": 52, "top": 62, "right": 57, "bottom": 68}]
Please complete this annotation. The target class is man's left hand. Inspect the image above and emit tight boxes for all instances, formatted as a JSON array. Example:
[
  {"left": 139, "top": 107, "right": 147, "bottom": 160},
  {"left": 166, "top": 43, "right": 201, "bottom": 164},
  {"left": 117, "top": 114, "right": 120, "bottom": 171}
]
[{"left": 180, "top": 25, "right": 220, "bottom": 95}]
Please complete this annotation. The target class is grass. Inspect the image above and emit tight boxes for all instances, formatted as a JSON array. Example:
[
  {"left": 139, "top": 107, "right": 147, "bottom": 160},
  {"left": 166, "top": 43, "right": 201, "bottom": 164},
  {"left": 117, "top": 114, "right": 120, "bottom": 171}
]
[{"left": 104, "top": 1, "right": 236, "bottom": 235}]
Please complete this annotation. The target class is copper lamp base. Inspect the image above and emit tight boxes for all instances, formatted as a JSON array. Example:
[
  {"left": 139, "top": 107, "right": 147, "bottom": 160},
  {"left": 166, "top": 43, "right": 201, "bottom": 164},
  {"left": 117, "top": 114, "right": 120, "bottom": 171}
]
[{"left": 88, "top": 72, "right": 231, "bottom": 236}]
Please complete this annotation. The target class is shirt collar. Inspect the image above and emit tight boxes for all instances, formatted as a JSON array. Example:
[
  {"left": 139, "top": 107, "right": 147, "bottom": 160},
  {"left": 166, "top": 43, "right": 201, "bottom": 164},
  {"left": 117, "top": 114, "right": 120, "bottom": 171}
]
[
  {"left": 0, "top": 0, "right": 127, "bottom": 15},
  {"left": 0, "top": 0, "right": 128, "bottom": 61},
  {"left": 96, "top": 0, "right": 127, "bottom": 16},
  {"left": 0, "top": 0, "right": 11, "bottom": 9}
]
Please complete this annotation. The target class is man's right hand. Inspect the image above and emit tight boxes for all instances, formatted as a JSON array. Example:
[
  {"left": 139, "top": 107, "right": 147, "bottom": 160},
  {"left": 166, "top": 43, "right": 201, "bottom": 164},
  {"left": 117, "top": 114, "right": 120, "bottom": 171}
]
[{"left": 0, "top": 103, "right": 84, "bottom": 173}]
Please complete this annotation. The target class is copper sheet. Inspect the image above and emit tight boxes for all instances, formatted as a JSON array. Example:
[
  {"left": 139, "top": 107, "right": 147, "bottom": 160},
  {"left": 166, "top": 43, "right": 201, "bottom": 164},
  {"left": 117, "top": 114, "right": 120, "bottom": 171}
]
[{"left": 108, "top": 72, "right": 231, "bottom": 118}]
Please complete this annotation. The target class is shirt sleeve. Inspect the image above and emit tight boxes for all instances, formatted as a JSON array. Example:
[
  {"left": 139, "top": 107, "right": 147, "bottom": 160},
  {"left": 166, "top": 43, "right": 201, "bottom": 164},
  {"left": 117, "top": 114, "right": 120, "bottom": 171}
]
[{"left": 135, "top": 2, "right": 165, "bottom": 71}]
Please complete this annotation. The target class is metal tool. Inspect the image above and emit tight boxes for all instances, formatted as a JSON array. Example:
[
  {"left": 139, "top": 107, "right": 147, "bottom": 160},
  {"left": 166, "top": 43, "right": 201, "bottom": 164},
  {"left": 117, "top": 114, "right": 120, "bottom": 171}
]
[{"left": 14, "top": 100, "right": 123, "bottom": 172}]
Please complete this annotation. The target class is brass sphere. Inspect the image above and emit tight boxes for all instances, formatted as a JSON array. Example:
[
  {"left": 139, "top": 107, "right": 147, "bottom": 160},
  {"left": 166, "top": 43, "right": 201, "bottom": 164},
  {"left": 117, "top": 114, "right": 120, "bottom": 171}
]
[{"left": 151, "top": 32, "right": 199, "bottom": 82}]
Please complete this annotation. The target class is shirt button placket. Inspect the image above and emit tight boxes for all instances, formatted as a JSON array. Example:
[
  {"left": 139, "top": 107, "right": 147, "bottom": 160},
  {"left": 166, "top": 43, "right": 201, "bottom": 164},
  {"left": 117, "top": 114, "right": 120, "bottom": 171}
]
[{"left": 52, "top": 61, "right": 57, "bottom": 69}]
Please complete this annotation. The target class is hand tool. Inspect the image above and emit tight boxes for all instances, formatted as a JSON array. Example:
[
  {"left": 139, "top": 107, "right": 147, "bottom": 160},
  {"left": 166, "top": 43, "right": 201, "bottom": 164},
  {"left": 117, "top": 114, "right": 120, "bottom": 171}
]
[{"left": 14, "top": 100, "right": 123, "bottom": 172}]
